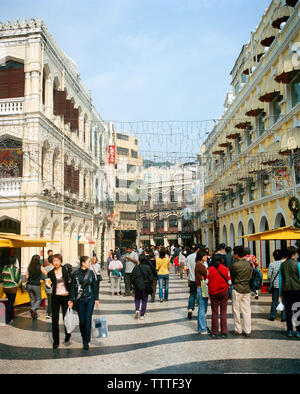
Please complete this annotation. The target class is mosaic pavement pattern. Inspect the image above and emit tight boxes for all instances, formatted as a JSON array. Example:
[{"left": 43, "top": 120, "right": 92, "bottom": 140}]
[{"left": 0, "top": 273, "right": 299, "bottom": 374}]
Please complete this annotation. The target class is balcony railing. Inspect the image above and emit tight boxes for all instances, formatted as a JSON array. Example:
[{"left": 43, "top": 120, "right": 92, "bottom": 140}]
[
  {"left": 0, "top": 98, "right": 24, "bottom": 115},
  {"left": 0, "top": 178, "right": 21, "bottom": 196}
]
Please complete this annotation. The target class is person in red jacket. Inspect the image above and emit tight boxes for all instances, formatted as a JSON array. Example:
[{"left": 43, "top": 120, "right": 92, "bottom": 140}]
[{"left": 206, "top": 254, "right": 232, "bottom": 338}]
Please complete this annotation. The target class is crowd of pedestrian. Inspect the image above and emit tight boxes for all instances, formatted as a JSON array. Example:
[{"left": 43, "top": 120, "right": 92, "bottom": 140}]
[{"left": 1, "top": 240, "right": 300, "bottom": 352}]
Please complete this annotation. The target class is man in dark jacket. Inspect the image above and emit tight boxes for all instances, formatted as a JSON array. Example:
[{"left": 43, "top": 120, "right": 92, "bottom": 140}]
[
  {"left": 279, "top": 246, "right": 300, "bottom": 338},
  {"left": 131, "top": 255, "right": 153, "bottom": 320}
]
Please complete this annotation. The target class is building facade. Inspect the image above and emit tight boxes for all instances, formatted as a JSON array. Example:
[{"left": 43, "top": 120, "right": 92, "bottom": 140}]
[
  {"left": 199, "top": 0, "right": 300, "bottom": 268},
  {"left": 113, "top": 131, "right": 143, "bottom": 248},
  {"left": 0, "top": 18, "right": 113, "bottom": 272},
  {"left": 138, "top": 162, "right": 200, "bottom": 247}
]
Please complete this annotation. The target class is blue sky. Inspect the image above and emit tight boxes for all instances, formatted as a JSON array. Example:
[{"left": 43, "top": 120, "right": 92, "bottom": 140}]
[{"left": 2, "top": 0, "right": 271, "bottom": 125}]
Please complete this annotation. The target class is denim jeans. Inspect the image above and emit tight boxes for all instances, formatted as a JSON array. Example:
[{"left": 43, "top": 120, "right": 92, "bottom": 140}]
[
  {"left": 5, "top": 293, "right": 16, "bottom": 323},
  {"left": 270, "top": 288, "right": 286, "bottom": 321},
  {"left": 158, "top": 275, "right": 169, "bottom": 300},
  {"left": 77, "top": 296, "right": 95, "bottom": 344},
  {"left": 188, "top": 281, "right": 197, "bottom": 311},
  {"left": 197, "top": 287, "right": 208, "bottom": 332}
]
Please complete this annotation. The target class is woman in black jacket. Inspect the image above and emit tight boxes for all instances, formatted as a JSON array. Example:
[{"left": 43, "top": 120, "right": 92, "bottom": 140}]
[
  {"left": 131, "top": 254, "right": 153, "bottom": 320},
  {"left": 69, "top": 256, "right": 99, "bottom": 350},
  {"left": 47, "top": 254, "right": 72, "bottom": 349}
]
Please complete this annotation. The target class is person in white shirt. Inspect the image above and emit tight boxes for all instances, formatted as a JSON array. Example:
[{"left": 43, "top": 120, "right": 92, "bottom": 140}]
[
  {"left": 108, "top": 254, "right": 123, "bottom": 296},
  {"left": 185, "top": 245, "right": 200, "bottom": 320},
  {"left": 179, "top": 249, "right": 187, "bottom": 279},
  {"left": 123, "top": 246, "right": 138, "bottom": 296}
]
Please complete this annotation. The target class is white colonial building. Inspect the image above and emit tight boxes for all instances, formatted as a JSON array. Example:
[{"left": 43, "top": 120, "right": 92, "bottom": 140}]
[{"left": 0, "top": 18, "right": 115, "bottom": 272}]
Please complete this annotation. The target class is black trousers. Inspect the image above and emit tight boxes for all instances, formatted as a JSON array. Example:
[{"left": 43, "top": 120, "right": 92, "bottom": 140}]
[
  {"left": 51, "top": 294, "right": 69, "bottom": 343},
  {"left": 283, "top": 290, "right": 300, "bottom": 333}
]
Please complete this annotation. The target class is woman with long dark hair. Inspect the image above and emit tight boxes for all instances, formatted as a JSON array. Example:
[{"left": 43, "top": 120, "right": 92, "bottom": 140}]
[
  {"left": 2, "top": 255, "right": 20, "bottom": 324},
  {"left": 69, "top": 256, "right": 99, "bottom": 350},
  {"left": 25, "top": 254, "right": 47, "bottom": 320},
  {"left": 47, "top": 254, "right": 72, "bottom": 349}
]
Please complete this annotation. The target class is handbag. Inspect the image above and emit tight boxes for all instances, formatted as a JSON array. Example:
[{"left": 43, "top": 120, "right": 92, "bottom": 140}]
[
  {"left": 267, "top": 270, "right": 279, "bottom": 293},
  {"left": 92, "top": 316, "right": 108, "bottom": 338},
  {"left": 90, "top": 264, "right": 103, "bottom": 282}
]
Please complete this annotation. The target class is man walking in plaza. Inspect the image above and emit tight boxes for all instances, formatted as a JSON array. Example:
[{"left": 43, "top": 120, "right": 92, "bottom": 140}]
[
  {"left": 230, "top": 246, "right": 253, "bottom": 337},
  {"left": 123, "top": 246, "right": 139, "bottom": 297},
  {"left": 186, "top": 245, "right": 200, "bottom": 320}
]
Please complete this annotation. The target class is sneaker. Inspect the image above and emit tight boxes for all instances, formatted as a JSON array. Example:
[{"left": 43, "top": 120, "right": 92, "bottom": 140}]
[
  {"left": 83, "top": 342, "right": 89, "bottom": 351},
  {"left": 295, "top": 332, "right": 300, "bottom": 338},
  {"left": 46, "top": 314, "right": 51, "bottom": 319},
  {"left": 230, "top": 330, "right": 243, "bottom": 336},
  {"left": 199, "top": 331, "right": 208, "bottom": 335},
  {"left": 211, "top": 334, "right": 217, "bottom": 339},
  {"left": 287, "top": 331, "right": 294, "bottom": 337},
  {"left": 160, "top": 299, "right": 163, "bottom": 303},
  {"left": 268, "top": 318, "right": 275, "bottom": 321},
  {"left": 221, "top": 334, "right": 227, "bottom": 339},
  {"left": 187, "top": 310, "right": 193, "bottom": 320},
  {"left": 243, "top": 333, "right": 251, "bottom": 338},
  {"left": 140, "top": 316, "right": 145, "bottom": 320},
  {"left": 135, "top": 311, "right": 140, "bottom": 319}
]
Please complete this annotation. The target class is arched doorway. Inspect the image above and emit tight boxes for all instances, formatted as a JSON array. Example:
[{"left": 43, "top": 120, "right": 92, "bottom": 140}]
[
  {"left": 229, "top": 223, "right": 235, "bottom": 248},
  {"left": 247, "top": 219, "right": 256, "bottom": 256},
  {"left": 222, "top": 225, "right": 228, "bottom": 245},
  {"left": 260, "top": 216, "right": 270, "bottom": 268},
  {"left": 237, "top": 221, "right": 245, "bottom": 247},
  {"left": 274, "top": 213, "right": 287, "bottom": 250}
]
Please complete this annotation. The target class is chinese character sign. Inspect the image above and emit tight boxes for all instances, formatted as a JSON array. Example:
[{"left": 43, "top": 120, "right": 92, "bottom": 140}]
[{"left": 108, "top": 145, "right": 116, "bottom": 164}]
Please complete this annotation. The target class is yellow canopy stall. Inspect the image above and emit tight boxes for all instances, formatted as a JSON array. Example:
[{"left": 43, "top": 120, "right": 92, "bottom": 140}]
[
  {"left": 238, "top": 226, "right": 299, "bottom": 283},
  {"left": 238, "top": 226, "right": 300, "bottom": 241},
  {"left": 0, "top": 233, "right": 59, "bottom": 306}
]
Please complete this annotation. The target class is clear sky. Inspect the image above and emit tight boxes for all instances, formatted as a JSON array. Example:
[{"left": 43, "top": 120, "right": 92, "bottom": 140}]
[{"left": 2, "top": 0, "right": 271, "bottom": 123}]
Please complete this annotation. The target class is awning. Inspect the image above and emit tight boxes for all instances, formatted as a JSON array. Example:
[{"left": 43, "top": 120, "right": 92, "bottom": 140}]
[
  {"left": 234, "top": 119, "right": 252, "bottom": 129},
  {"left": 280, "top": 128, "right": 300, "bottom": 154},
  {"left": 245, "top": 95, "right": 266, "bottom": 117},
  {"left": 259, "top": 78, "right": 283, "bottom": 102},
  {"left": 226, "top": 129, "right": 241, "bottom": 140},
  {"left": 286, "top": 0, "right": 298, "bottom": 7},
  {"left": 260, "top": 27, "right": 278, "bottom": 47},
  {"left": 275, "top": 51, "right": 300, "bottom": 84},
  {"left": 212, "top": 149, "right": 225, "bottom": 155},
  {"left": 0, "top": 233, "right": 59, "bottom": 248},
  {"left": 78, "top": 235, "right": 95, "bottom": 245},
  {"left": 238, "top": 226, "right": 300, "bottom": 241},
  {"left": 271, "top": 5, "right": 292, "bottom": 29}
]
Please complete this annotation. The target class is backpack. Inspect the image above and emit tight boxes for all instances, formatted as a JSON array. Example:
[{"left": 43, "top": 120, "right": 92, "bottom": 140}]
[{"left": 250, "top": 266, "right": 263, "bottom": 291}]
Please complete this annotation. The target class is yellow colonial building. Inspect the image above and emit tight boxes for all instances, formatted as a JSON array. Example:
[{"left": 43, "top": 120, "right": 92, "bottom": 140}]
[{"left": 200, "top": 0, "right": 300, "bottom": 268}]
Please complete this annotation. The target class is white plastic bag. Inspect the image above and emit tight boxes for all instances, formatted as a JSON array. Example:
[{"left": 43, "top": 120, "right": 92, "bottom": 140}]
[
  {"left": 277, "top": 301, "right": 285, "bottom": 312},
  {"left": 92, "top": 317, "right": 108, "bottom": 338},
  {"left": 64, "top": 307, "right": 77, "bottom": 334}
]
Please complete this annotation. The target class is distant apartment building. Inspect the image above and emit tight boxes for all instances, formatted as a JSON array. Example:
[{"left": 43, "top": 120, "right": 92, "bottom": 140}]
[{"left": 113, "top": 131, "right": 143, "bottom": 248}]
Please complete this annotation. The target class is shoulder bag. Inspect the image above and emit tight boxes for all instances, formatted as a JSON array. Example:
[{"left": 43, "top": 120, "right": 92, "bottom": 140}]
[
  {"left": 214, "top": 266, "right": 230, "bottom": 288},
  {"left": 267, "top": 270, "right": 279, "bottom": 293}
]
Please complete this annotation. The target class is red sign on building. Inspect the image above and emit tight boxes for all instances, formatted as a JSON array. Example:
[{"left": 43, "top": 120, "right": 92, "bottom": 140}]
[{"left": 108, "top": 145, "right": 116, "bottom": 164}]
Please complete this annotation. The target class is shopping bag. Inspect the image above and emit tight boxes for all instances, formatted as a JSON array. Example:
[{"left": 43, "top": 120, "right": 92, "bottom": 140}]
[
  {"left": 64, "top": 307, "right": 78, "bottom": 334},
  {"left": 277, "top": 301, "right": 285, "bottom": 312},
  {"left": 92, "top": 317, "right": 108, "bottom": 338}
]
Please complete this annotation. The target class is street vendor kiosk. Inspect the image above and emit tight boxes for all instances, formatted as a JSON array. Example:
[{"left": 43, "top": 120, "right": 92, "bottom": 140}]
[{"left": 0, "top": 233, "right": 58, "bottom": 306}]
